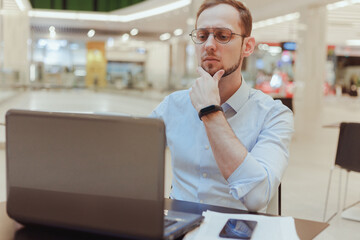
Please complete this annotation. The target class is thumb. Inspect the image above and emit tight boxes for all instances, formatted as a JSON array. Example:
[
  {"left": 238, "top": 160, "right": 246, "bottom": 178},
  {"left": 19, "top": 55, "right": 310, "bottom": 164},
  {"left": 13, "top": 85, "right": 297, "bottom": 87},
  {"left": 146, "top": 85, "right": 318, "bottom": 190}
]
[{"left": 213, "top": 69, "right": 225, "bottom": 82}]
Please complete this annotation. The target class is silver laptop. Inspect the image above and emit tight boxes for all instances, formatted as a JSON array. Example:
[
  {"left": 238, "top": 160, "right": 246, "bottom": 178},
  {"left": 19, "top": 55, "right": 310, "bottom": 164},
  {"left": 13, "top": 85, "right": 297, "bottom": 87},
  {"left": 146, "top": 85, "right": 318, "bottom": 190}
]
[{"left": 6, "top": 109, "right": 203, "bottom": 240}]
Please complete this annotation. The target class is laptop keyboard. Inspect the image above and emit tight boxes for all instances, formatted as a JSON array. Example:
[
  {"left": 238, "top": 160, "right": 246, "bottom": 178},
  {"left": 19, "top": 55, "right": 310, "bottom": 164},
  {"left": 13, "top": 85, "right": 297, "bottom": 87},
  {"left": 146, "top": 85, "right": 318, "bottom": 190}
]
[{"left": 164, "top": 219, "right": 177, "bottom": 228}]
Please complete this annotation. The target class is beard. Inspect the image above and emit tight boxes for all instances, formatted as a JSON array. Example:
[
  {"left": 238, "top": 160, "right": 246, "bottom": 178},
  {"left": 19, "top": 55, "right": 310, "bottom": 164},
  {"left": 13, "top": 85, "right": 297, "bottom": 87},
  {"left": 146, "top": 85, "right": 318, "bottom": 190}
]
[
  {"left": 222, "top": 56, "right": 242, "bottom": 77},
  {"left": 201, "top": 50, "right": 243, "bottom": 78}
]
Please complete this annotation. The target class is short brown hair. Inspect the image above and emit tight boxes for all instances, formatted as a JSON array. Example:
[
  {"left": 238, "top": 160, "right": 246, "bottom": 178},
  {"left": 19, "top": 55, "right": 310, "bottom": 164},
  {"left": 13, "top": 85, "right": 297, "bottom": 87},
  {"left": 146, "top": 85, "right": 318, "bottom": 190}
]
[{"left": 196, "top": 0, "right": 252, "bottom": 37}]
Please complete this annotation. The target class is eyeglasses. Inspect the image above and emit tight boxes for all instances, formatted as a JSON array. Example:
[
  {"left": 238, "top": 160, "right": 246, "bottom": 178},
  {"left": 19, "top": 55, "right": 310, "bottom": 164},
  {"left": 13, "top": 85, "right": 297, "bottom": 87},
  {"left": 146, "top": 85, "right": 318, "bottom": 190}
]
[{"left": 189, "top": 28, "right": 246, "bottom": 44}]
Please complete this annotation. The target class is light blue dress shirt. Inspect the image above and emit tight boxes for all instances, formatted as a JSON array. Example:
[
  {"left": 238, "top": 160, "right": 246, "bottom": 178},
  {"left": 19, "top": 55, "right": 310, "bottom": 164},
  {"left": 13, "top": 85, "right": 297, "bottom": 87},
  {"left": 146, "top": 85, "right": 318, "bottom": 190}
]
[{"left": 150, "top": 80, "right": 294, "bottom": 211}]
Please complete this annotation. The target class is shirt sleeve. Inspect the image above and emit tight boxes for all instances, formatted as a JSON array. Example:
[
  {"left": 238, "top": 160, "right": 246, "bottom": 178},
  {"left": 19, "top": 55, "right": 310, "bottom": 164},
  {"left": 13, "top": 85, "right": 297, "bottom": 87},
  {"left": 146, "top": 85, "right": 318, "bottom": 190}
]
[
  {"left": 227, "top": 106, "right": 294, "bottom": 211},
  {"left": 149, "top": 95, "right": 169, "bottom": 119}
]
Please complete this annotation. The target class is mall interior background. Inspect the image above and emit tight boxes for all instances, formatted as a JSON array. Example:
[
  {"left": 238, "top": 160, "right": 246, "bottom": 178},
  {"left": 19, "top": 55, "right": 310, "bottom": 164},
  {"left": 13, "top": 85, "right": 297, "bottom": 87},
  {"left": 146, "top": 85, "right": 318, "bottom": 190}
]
[
  {"left": 0, "top": 0, "right": 360, "bottom": 239},
  {"left": 1, "top": 0, "right": 359, "bottom": 96}
]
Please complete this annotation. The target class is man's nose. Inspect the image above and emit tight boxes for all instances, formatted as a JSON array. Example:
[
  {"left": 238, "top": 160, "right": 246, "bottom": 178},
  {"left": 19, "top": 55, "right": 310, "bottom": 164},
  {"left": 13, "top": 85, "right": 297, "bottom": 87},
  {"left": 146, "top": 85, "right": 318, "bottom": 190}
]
[{"left": 204, "top": 34, "right": 217, "bottom": 51}]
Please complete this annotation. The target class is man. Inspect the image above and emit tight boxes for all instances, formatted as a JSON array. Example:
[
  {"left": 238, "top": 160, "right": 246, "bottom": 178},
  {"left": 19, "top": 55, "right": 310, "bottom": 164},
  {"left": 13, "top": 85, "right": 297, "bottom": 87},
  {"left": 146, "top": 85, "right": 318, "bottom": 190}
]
[{"left": 151, "top": 0, "right": 294, "bottom": 212}]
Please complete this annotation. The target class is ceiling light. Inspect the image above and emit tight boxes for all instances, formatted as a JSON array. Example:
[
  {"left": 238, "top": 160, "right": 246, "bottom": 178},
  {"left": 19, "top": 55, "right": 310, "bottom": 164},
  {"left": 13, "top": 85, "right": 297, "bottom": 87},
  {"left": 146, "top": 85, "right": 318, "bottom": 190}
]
[
  {"left": 121, "top": 0, "right": 191, "bottom": 22},
  {"left": 29, "top": 10, "right": 76, "bottom": 20},
  {"left": 160, "top": 33, "right": 171, "bottom": 41},
  {"left": 327, "top": 0, "right": 360, "bottom": 10},
  {"left": 327, "top": 1, "right": 350, "bottom": 10},
  {"left": 346, "top": 40, "right": 360, "bottom": 46},
  {"left": 174, "top": 29, "right": 183, "bottom": 36},
  {"left": 253, "top": 12, "right": 299, "bottom": 30},
  {"left": 15, "top": 0, "right": 25, "bottom": 11},
  {"left": 87, "top": 29, "right": 95, "bottom": 38},
  {"left": 28, "top": 0, "right": 191, "bottom": 22},
  {"left": 122, "top": 33, "right": 130, "bottom": 42},
  {"left": 130, "top": 28, "right": 139, "bottom": 36}
]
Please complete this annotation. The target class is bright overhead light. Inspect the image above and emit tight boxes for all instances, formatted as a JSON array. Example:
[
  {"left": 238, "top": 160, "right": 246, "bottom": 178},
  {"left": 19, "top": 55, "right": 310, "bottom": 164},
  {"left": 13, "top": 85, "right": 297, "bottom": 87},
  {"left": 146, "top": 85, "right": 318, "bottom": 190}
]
[
  {"left": 327, "top": 1, "right": 350, "bottom": 10},
  {"left": 130, "top": 28, "right": 139, "bottom": 36},
  {"left": 120, "top": 0, "right": 191, "bottom": 22},
  {"left": 29, "top": 10, "right": 77, "bottom": 20},
  {"left": 160, "top": 33, "right": 171, "bottom": 41},
  {"left": 122, "top": 33, "right": 130, "bottom": 42},
  {"left": 253, "top": 12, "right": 299, "bottom": 30},
  {"left": 327, "top": 0, "right": 360, "bottom": 10},
  {"left": 87, "top": 29, "right": 95, "bottom": 38},
  {"left": 28, "top": 0, "right": 191, "bottom": 22},
  {"left": 346, "top": 40, "right": 360, "bottom": 46},
  {"left": 15, "top": 0, "right": 25, "bottom": 11},
  {"left": 174, "top": 28, "right": 183, "bottom": 36}
]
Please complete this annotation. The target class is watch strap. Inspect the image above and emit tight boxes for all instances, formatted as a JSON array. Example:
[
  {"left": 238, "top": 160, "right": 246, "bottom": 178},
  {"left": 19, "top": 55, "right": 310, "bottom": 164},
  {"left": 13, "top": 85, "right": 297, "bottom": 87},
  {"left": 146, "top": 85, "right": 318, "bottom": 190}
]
[{"left": 198, "top": 105, "right": 223, "bottom": 120}]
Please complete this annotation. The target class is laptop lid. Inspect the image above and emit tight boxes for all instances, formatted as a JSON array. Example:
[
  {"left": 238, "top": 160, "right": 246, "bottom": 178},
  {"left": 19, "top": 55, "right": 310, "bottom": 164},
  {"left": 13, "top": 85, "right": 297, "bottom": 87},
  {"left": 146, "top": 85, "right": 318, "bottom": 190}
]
[{"left": 6, "top": 109, "right": 166, "bottom": 239}]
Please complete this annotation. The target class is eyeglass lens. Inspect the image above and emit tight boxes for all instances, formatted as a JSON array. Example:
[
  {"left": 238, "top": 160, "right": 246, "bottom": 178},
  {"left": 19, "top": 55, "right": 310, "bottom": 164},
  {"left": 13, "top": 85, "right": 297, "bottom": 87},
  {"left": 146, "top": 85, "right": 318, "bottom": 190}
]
[{"left": 192, "top": 28, "right": 233, "bottom": 44}]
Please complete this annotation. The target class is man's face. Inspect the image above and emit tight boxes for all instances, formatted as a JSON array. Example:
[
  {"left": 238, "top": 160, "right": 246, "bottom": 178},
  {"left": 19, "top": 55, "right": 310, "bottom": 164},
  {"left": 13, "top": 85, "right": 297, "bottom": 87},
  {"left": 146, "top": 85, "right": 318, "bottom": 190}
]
[{"left": 196, "top": 4, "right": 244, "bottom": 77}]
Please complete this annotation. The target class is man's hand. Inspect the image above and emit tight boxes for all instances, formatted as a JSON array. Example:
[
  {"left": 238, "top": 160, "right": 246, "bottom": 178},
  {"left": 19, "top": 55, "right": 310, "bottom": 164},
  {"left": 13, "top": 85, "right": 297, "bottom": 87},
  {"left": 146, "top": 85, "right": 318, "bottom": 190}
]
[{"left": 190, "top": 67, "right": 225, "bottom": 112}]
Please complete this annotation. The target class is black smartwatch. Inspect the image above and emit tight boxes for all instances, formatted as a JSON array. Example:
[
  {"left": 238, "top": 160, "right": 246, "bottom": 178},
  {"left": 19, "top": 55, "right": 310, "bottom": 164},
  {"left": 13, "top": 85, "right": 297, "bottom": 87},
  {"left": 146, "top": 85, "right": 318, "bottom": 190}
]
[{"left": 198, "top": 105, "right": 223, "bottom": 120}]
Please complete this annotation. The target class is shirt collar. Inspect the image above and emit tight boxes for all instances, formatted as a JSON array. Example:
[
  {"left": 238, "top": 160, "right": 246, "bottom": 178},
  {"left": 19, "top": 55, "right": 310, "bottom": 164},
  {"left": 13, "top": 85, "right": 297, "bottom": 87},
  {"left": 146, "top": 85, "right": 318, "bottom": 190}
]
[{"left": 222, "top": 78, "right": 250, "bottom": 113}]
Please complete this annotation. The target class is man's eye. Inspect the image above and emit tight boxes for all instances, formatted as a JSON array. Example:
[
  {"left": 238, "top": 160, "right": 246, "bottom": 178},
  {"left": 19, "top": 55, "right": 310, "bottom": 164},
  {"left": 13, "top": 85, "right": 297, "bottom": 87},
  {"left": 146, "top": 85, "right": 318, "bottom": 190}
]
[
  {"left": 197, "top": 32, "right": 208, "bottom": 39},
  {"left": 219, "top": 34, "right": 229, "bottom": 40},
  {"left": 217, "top": 32, "right": 230, "bottom": 40}
]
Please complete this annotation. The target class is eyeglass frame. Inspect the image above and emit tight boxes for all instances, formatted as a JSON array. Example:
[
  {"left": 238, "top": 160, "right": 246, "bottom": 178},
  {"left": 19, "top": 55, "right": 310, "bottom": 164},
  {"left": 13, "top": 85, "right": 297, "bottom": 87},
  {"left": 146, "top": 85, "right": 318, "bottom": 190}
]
[{"left": 189, "top": 28, "right": 247, "bottom": 44}]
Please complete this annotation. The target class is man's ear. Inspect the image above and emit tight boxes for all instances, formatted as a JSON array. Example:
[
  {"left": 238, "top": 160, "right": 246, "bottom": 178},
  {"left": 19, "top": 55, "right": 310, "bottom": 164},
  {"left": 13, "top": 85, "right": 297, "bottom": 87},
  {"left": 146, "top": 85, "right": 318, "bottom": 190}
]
[{"left": 242, "top": 37, "right": 255, "bottom": 57}]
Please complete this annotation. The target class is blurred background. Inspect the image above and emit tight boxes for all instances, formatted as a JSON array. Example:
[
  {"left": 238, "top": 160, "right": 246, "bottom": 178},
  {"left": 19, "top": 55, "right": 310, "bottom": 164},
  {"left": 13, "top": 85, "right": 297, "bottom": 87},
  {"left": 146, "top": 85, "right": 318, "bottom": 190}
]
[
  {"left": 0, "top": 1, "right": 360, "bottom": 239},
  {"left": 0, "top": 0, "right": 359, "bottom": 97}
]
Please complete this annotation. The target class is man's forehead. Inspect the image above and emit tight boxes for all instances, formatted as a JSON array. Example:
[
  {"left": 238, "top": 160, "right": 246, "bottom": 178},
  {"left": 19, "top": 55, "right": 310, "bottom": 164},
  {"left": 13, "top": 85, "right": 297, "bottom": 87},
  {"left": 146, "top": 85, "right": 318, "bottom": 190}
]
[{"left": 197, "top": 4, "right": 241, "bottom": 31}]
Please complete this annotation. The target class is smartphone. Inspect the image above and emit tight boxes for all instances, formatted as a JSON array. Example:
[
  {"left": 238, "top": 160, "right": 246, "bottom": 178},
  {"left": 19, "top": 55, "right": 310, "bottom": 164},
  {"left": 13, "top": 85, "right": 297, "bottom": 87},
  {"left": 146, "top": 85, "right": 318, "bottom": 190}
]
[{"left": 219, "top": 219, "right": 257, "bottom": 239}]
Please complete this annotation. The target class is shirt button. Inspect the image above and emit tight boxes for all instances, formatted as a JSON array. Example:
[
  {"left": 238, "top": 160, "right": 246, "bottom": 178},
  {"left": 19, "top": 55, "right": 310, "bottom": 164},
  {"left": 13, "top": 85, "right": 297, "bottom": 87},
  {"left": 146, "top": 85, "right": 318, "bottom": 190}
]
[
  {"left": 205, "top": 145, "right": 209, "bottom": 150},
  {"left": 202, "top": 173, "right": 207, "bottom": 178}
]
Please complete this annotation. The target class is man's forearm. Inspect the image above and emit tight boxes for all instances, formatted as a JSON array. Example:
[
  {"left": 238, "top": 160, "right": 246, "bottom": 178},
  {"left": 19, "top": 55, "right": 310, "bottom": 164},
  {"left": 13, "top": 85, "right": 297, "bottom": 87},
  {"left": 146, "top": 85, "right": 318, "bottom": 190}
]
[{"left": 202, "top": 111, "right": 248, "bottom": 179}]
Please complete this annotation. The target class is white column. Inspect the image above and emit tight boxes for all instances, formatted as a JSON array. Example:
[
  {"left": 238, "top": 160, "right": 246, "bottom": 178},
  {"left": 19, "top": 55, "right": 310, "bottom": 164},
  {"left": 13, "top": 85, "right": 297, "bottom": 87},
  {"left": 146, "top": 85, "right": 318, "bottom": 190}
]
[
  {"left": 0, "top": 0, "right": 3, "bottom": 71},
  {"left": 169, "top": 37, "right": 187, "bottom": 89},
  {"left": 145, "top": 42, "right": 170, "bottom": 91},
  {"left": 3, "top": 10, "right": 30, "bottom": 85},
  {"left": 293, "top": 5, "right": 327, "bottom": 139},
  {"left": 185, "top": 0, "right": 202, "bottom": 79}
]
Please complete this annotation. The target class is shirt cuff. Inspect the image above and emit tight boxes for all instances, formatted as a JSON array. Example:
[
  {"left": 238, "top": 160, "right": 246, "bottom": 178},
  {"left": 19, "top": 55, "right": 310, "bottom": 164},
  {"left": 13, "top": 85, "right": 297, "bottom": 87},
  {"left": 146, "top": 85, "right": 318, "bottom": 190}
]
[{"left": 227, "top": 152, "right": 268, "bottom": 200}]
